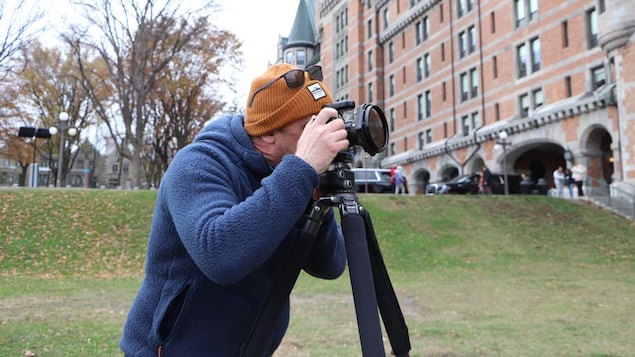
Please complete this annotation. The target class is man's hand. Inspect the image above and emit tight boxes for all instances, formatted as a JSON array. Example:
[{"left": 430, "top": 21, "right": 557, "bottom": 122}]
[{"left": 295, "top": 107, "right": 349, "bottom": 174}]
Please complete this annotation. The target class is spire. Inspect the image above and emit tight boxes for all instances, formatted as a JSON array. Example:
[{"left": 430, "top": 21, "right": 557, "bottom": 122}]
[{"left": 285, "top": 0, "right": 316, "bottom": 49}]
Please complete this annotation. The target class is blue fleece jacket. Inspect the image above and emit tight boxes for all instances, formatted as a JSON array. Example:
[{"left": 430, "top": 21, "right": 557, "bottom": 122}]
[{"left": 120, "top": 115, "right": 347, "bottom": 356}]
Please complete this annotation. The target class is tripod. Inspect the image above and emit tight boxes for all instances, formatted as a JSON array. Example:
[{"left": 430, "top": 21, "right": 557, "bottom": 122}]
[{"left": 241, "top": 163, "right": 411, "bottom": 357}]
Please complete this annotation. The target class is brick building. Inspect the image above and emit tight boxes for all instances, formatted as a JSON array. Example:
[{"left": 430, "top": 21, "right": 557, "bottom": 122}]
[{"left": 280, "top": 0, "right": 634, "bottom": 195}]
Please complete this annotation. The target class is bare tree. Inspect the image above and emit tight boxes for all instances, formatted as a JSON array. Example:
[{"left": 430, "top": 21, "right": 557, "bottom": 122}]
[
  {"left": 68, "top": 0, "right": 232, "bottom": 188},
  {"left": 0, "top": 0, "right": 44, "bottom": 78}
]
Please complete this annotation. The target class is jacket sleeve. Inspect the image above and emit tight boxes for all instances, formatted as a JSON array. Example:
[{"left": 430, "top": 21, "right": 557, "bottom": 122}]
[{"left": 162, "top": 151, "right": 320, "bottom": 286}]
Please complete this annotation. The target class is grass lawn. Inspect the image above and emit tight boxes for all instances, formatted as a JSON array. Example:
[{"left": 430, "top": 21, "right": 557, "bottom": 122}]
[{"left": 1, "top": 189, "right": 633, "bottom": 356}]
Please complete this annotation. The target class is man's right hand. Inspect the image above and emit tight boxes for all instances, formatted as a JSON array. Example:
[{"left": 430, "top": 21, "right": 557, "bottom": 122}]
[{"left": 295, "top": 107, "right": 350, "bottom": 174}]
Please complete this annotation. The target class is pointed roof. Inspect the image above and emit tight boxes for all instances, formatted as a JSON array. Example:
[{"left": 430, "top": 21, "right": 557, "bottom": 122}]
[{"left": 285, "top": 0, "right": 316, "bottom": 49}]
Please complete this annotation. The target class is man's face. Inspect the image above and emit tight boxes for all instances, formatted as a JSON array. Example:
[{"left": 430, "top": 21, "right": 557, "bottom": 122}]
[{"left": 270, "top": 114, "right": 312, "bottom": 163}]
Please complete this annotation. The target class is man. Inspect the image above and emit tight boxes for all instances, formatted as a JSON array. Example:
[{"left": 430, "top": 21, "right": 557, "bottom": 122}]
[
  {"left": 121, "top": 64, "right": 348, "bottom": 356},
  {"left": 553, "top": 166, "right": 565, "bottom": 198},
  {"left": 571, "top": 163, "right": 587, "bottom": 197},
  {"left": 479, "top": 165, "right": 492, "bottom": 194}
]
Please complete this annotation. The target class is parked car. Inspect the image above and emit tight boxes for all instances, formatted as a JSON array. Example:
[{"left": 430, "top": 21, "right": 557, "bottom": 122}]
[
  {"left": 351, "top": 168, "right": 395, "bottom": 193},
  {"left": 426, "top": 172, "right": 522, "bottom": 195}
]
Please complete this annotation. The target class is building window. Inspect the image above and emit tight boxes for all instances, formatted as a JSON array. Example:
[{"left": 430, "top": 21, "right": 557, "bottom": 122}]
[
  {"left": 383, "top": 8, "right": 389, "bottom": 29},
  {"left": 599, "top": 0, "right": 606, "bottom": 13},
  {"left": 532, "top": 88, "right": 544, "bottom": 108},
  {"left": 468, "top": 25, "right": 476, "bottom": 53},
  {"left": 565, "top": 76, "right": 572, "bottom": 97},
  {"left": 368, "top": 50, "right": 373, "bottom": 71},
  {"left": 530, "top": 37, "right": 541, "bottom": 72},
  {"left": 470, "top": 68, "right": 478, "bottom": 98},
  {"left": 285, "top": 52, "right": 293, "bottom": 64},
  {"left": 389, "top": 74, "right": 395, "bottom": 96},
  {"left": 368, "top": 82, "right": 374, "bottom": 102},
  {"left": 388, "top": 41, "right": 394, "bottom": 63},
  {"left": 460, "top": 73, "right": 469, "bottom": 101},
  {"left": 426, "top": 129, "right": 432, "bottom": 144},
  {"left": 517, "top": 43, "right": 527, "bottom": 78},
  {"left": 591, "top": 65, "right": 606, "bottom": 89},
  {"left": 515, "top": 0, "right": 538, "bottom": 28},
  {"left": 493, "top": 55, "right": 498, "bottom": 78},
  {"left": 461, "top": 115, "right": 469, "bottom": 136},
  {"left": 416, "top": 57, "right": 424, "bottom": 82},
  {"left": 424, "top": 53, "right": 431, "bottom": 78},
  {"left": 457, "top": 0, "right": 469, "bottom": 18},
  {"left": 367, "top": 19, "right": 372, "bottom": 39},
  {"left": 587, "top": 8, "right": 598, "bottom": 48},
  {"left": 417, "top": 93, "right": 424, "bottom": 121},
  {"left": 459, "top": 31, "right": 467, "bottom": 58},
  {"left": 418, "top": 132, "right": 425, "bottom": 149},
  {"left": 519, "top": 93, "right": 530, "bottom": 118},
  {"left": 441, "top": 42, "right": 446, "bottom": 61},
  {"left": 390, "top": 108, "right": 396, "bottom": 132},
  {"left": 424, "top": 16, "right": 430, "bottom": 41},
  {"left": 296, "top": 49, "right": 305, "bottom": 66},
  {"left": 440, "top": 4, "right": 444, "bottom": 22},
  {"left": 490, "top": 11, "right": 496, "bottom": 33},
  {"left": 425, "top": 90, "right": 432, "bottom": 117},
  {"left": 471, "top": 111, "right": 481, "bottom": 129},
  {"left": 460, "top": 68, "right": 478, "bottom": 101},
  {"left": 112, "top": 164, "right": 118, "bottom": 173},
  {"left": 514, "top": 0, "right": 526, "bottom": 27},
  {"left": 495, "top": 103, "right": 500, "bottom": 121},
  {"left": 562, "top": 20, "right": 569, "bottom": 48},
  {"left": 442, "top": 81, "right": 447, "bottom": 101},
  {"left": 517, "top": 38, "right": 540, "bottom": 78}
]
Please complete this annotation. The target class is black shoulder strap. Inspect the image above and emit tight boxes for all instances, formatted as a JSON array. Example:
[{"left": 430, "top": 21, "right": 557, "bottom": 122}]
[{"left": 240, "top": 213, "right": 321, "bottom": 356}]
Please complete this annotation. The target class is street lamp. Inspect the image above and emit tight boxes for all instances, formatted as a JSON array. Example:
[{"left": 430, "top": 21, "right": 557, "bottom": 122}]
[
  {"left": 494, "top": 131, "right": 512, "bottom": 195},
  {"left": 17, "top": 126, "right": 54, "bottom": 187},
  {"left": 48, "top": 112, "right": 78, "bottom": 188}
]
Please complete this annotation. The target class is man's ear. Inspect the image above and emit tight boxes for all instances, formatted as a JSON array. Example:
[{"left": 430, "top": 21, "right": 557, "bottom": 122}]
[{"left": 260, "top": 132, "right": 275, "bottom": 144}]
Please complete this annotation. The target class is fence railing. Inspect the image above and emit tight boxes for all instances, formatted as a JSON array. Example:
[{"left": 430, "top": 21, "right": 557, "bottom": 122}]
[{"left": 585, "top": 177, "right": 635, "bottom": 220}]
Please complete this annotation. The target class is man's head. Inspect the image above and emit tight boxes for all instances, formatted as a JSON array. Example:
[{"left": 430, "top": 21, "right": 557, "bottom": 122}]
[{"left": 244, "top": 63, "right": 333, "bottom": 136}]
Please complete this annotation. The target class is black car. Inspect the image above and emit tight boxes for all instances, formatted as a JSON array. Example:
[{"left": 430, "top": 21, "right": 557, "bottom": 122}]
[
  {"left": 427, "top": 172, "right": 522, "bottom": 195},
  {"left": 351, "top": 168, "right": 395, "bottom": 193}
]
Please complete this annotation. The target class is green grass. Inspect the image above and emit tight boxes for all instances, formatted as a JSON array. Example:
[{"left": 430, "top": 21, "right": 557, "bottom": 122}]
[{"left": 1, "top": 189, "right": 633, "bottom": 356}]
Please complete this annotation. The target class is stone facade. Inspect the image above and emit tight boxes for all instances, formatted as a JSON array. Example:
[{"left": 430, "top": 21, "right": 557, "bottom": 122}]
[{"left": 309, "top": 0, "right": 633, "bottom": 193}]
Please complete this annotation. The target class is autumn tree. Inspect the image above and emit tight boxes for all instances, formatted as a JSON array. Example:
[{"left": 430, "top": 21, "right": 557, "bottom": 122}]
[
  {"left": 0, "top": 0, "right": 44, "bottom": 79},
  {"left": 68, "top": 0, "right": 240, "bottom": 188},
  {"left": 143, "top": 17, "right": 240, "bottom": 186},
  {"left": 7, "top": 41, "right": 106, "bottom": 187}
]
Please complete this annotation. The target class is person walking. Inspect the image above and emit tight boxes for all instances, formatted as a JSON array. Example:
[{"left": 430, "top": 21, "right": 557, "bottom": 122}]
[
  {"left": 553, "top": 166, "right": 565, "bottom": 198},
  {"left": 394, "top": 166, "right": 406, "bottom": 194},
  {"left": 564, "top": 168, "right": 574, "bottom": 199},
  {"left": 479, "top": 166, "right": 492, "bottom": 194},
  {"left": 571, "top": 164, "right": 587, "bottom": 197}
]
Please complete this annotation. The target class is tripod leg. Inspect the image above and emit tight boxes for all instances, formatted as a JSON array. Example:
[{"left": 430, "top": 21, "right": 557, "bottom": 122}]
[
  {"left": 341, "top": 213, "right": 386, "bottom": 357},
  {"left": 361, "top": 208, "right": 411, "bottom": 357}
]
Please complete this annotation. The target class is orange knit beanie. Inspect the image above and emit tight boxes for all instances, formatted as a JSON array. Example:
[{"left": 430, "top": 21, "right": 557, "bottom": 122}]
[{"left": 244, "top": 63, "right": 333, "bottom": 136}]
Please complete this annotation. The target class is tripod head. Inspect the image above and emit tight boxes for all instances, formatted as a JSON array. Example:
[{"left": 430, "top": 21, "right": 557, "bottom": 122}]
[{"left": 317, "top": 100, "right": 389, "bottom": 199}]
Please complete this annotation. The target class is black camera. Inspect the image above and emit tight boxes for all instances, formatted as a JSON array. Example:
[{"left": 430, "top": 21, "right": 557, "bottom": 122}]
[{"left": 324, "top": 100, "right": 389, "bottom": 156}]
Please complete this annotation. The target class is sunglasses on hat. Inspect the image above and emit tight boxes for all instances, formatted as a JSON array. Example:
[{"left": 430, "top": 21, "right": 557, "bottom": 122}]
[{"left": 248, "top": 65, "right": 323, "bottom": 107}]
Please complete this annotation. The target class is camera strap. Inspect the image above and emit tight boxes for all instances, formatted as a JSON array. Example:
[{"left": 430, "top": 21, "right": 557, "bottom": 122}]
[{"left": 240, "top": 209, "right": 323, "bottom": 356}]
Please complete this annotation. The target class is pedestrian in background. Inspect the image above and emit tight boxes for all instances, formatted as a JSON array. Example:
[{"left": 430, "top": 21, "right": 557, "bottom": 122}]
[
  {"left": 553, "top": 166, "right": 565, "bottom": 198},
  {"left": 564, "top": 168, "right": 574, "bottom": 199},
  {"left": 571, "top": 164, "right": 587, "bottom": 197}
]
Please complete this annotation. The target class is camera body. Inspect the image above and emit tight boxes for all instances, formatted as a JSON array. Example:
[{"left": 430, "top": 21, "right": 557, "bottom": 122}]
[
  {"left": 318, "top": 101, "right": 389, "bottom": 194},
  {"left": 324, "top": 100, "right": 389, "bottom": 156}
]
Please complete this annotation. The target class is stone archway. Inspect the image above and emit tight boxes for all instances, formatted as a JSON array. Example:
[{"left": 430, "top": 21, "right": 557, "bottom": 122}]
[
  {"left": 412, "top": 169, "right": 430, "bottom": 194},
  {"left": 439, "top": 165, "right": 459, "bottom": 182},
  {"left": 580, "top": 125, "right": 614, "bottom": 184}
]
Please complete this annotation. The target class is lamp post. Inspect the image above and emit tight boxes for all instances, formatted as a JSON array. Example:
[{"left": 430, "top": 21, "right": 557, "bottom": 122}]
[
  {"left": 17, "top": 126, "right": 54, "bottom": 187},
  {"left": 48, "top": 112, "right": 78, "bottom": 188},
  {"left": 494, "top": 131, "right": 512, "bottom": 195}
]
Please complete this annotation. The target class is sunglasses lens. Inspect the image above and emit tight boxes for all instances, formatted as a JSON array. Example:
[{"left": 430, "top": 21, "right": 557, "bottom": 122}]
[
  {"left": 307, "top": 66, "right": 323, "bottom": 81},
  {"left": 283, "top": 70, "right": 305, "bottom": 88}
]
